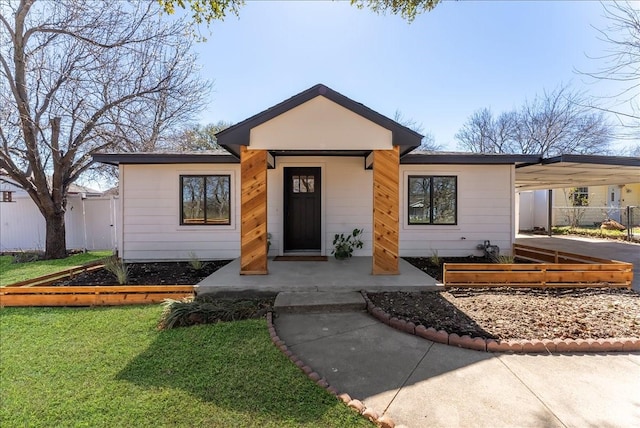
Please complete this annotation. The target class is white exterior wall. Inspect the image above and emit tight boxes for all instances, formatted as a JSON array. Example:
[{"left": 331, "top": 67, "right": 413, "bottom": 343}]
[
  {"left": 399, "top": 164, "right": 515, "bottom": 257},
  {"left": 119, "top": 160, "right": 518, "bottom": 261},
  {"left": 250, "top": 97, "right": 393, "bottom": 151},
  {"left": 267, "top": 156, "right": 372, "bottom": 257},
  {"left": 120, "top": 163, "right": 241, "bottom": 261}
]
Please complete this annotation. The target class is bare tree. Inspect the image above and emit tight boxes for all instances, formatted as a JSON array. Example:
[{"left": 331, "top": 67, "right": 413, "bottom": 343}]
[
  {"left": 455, "top": 85, "right": 613, "bottom": 156},
  {"left": 0, "top": 0, "right": 209, "bottom": 258},
  {"left": 393, "top": 109, "right": 442, "bottom": 151},
  {"left": 580, "top": 1, "right": 640, "bottom": 137},
  {"left": 172, "top": 121, "right": 233, "bottom": 152}
]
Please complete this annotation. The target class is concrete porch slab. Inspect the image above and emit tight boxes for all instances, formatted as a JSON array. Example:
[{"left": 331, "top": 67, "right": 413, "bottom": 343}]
[
  {"left": 274, "top": 291, "right": 366, "bottom": 313},
  {"left": 195, "top": 256, "right": 439, "bottom": 295}
]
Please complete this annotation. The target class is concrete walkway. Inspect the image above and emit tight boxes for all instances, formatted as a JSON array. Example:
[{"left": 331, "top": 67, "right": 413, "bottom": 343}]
[
  {"left": 516, "top": 234, "right": 640, "bottom": 291},
  {"left": 275, "top": 309, "right": 640, "bottom": 428}
]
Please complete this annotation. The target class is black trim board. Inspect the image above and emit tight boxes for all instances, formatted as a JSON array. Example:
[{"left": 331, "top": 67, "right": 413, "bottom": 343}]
[{"left": 92, "top": 153, "right": 238, "bottom": 165}]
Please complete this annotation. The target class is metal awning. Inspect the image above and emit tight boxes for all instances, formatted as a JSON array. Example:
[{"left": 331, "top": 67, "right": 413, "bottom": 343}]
[{"left": 515, "top": 154, "right": 640, "bottom": 191}]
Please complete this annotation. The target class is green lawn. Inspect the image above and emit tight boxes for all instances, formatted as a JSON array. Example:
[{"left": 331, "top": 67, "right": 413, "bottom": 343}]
[
  {"left": 552, "top": 226, "right": 640, "bottom": 241},
  {"left": 0, "top": 251, "right": 112, "bottom": 286},
  {"left": 0, "top": 306, "right": 371, "bottom": 428}
]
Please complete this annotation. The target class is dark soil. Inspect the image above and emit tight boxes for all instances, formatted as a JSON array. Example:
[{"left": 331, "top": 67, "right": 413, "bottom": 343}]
[
  {"left": 369, "top": 256, "right": 640, "bottom": 340},
  {"left": 52, "top": 260, "right": 232, "bottom": 286},
  {"left": 403, "top": 255, "right": 492, "bottom": 281}
]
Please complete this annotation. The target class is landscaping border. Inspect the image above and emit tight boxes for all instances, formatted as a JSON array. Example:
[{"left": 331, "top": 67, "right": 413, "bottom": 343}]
[
  {"left": 442, "top": 244, "right": 633, "bottom": 289},
  {"left": 0, "top": 285, "right": 194, "bottom": 307},
  {"left": 266, "top": 311, "right": 396, "bottom": 428},
  {"left": 360, "top": 292, "right": 640, "bottom": 354}
]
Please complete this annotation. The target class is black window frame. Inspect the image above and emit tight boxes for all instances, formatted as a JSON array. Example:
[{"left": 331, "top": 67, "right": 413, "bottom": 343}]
[
  {"left": 407, "top": 175, "right": 458, "bottom": 225},
  {"left": 180, "top": 174, "right": 231, "bottom": 226}
]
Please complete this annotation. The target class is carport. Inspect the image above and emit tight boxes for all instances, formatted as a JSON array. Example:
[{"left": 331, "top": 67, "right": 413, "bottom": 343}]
[{"left": 515, "top": 154, "right": 640, "bottom": 235}]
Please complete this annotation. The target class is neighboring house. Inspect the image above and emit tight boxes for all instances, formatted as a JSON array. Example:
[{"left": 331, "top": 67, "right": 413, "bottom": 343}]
[
  {"left": 0, "top": 175, "right": 119, "bottom": 252},
  {"left": 93, "top": 84, "right": 640, "bottom": 275},
  {"left": 518, "top": 183, "right": 640, "bottom": 230}
]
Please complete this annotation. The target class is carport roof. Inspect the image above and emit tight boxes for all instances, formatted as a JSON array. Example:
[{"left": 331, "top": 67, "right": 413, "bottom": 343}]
[{"left": 515, "top": 154, "right": 640, "bottom": 191}]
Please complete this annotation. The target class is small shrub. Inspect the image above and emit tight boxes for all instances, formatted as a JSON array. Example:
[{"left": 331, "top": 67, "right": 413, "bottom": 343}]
[
  {"left": 496, "top": 254, "right": 515, "bottom": 264},
  {"left": 429, "top": 249, "right": 441, "bottom": 266},
  {"left": 158, "top": 296, "right": 273, "bottom": 329},
  {"left": 11, "top": 251, "right": 43, "bottom": 264},
  {"left": 332, "top": 228, "right": 364, "bottom": 260},
  {"left": 188, "top": 251, "right": 207, "bottom": 271},
  {"left": 103, "top": 256, "right": 129, "bottom": 285}
]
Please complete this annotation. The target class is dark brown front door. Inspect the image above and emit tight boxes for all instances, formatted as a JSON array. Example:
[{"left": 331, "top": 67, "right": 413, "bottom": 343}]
[{"left": 284, "top": 167, "right": 321, "bottom": 252}]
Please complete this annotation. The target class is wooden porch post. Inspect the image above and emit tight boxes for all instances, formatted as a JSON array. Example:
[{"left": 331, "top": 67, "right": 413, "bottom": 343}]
[
  {"left": 240, "top": 146, "right": 268, "bottom": 274},
  {"left": 372, "top": 146, "right": 400, "bottom": 275}
]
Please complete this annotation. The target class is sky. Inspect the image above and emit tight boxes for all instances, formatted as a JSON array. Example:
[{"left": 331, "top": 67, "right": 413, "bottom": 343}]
[{"left": 187, "top": 1, "right": 632, "bottom": 152}]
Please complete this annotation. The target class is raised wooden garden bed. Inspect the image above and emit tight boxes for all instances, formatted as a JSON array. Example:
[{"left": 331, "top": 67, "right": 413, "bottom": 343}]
[
  {"left": 0, "top": 260, "right": 194, "bottom": 307},
  {"left": 0, "top": 285, "right": 194, "bottom": 307},
  {"left": 443, "top": 244, "right": 633, "bottom": 289}
]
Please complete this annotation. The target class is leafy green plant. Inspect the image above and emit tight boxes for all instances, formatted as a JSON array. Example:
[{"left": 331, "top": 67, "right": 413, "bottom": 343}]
[
  {"left": 331, "top": 228, "right": 364, "bottom": 260},
  {"left": 429, "top": 249, "right": 441, "bottom": 266},
  {"left": 11, "top": 251, "right": 43, "bottom": 264},
  {"left": 187, "top": 251, "right": 207, "bottom": 271},
  {"left": 103, "top": 256, "right": 129, "bottom": 285},
  {"left": 158, "top": 296, "right": 273, "bottom": 329}
]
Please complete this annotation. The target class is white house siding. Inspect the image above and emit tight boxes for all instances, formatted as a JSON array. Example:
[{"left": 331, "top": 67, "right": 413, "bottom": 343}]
[
  {"left": 267, "top": 156, "right": 373, "bottom": 257},
  {"left": 399, "top": 164, "right": 515, "bottom": 257},
  {"left": 120, "top": 163, "right": 241, "bottom": 261}
]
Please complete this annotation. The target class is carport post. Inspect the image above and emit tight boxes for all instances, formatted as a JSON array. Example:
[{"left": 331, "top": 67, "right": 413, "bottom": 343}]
[{"left": 547, "top": 189, "right": 553, "bottom": 237}]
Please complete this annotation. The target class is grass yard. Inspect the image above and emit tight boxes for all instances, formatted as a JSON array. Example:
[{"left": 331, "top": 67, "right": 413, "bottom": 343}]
[
  {"left": 552, "top": 226, "right": 640, "bottom": 241},
  {"left": 0, "top": 250, "right": 112, "bottom": 286},
  {"left": 0, "top": 305, "right": 371, "bottom": 428}
]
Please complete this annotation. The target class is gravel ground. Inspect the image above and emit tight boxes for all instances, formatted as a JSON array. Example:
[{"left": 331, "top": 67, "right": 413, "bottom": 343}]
[{"left": 367, "top": 288, "right": 640, "bottom": 340}]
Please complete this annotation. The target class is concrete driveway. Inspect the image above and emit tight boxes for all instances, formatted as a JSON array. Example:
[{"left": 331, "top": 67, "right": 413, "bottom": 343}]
[
  {"left": 275, "top": 311, "right": 640, "bottom": 428},
  {"left": 516, "top": 234, "right": 640, "bottom": 291}
]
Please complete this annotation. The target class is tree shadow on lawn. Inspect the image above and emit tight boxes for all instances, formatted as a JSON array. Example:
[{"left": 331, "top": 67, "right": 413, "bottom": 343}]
[{"left": 115, "top": 319, "right": 359, "bottom": 426}]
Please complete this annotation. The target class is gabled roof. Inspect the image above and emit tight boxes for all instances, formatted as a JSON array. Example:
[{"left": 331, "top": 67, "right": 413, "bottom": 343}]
[{"left": 216, "top": 84, "right": 424, "bottom": 157}]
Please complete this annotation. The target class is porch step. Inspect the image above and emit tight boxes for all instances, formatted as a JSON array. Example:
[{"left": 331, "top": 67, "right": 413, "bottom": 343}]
[{"left": 274, "top": 291, "right": 366, "bottom": 314}]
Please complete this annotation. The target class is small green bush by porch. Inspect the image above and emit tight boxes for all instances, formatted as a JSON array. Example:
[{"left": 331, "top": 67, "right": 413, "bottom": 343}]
[{"left": 0, "top": 305, "right": 372, "bottom": 427}]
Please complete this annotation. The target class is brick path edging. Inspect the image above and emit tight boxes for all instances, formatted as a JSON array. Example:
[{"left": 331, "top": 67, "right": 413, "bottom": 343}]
[
  {"left": 360, "top": 292, "right": 640, "bottom": 354},
  {"left": 266, "top": 311, "right": 397, "bottom": 428}
]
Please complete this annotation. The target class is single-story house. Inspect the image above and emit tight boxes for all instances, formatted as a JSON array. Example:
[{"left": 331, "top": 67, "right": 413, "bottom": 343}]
[{"left": 93, "top": 84, "right": 640, "bottom": 275}]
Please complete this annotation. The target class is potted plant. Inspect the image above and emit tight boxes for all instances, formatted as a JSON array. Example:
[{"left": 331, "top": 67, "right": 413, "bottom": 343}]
[{"left": 331, "top": 228, "right": 364, "bottom": 260}]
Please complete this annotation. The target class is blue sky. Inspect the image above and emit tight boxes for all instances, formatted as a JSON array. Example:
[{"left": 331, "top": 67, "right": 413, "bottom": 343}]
[{"left": 190, "top": 1, "right": 630, "bottom": 151}]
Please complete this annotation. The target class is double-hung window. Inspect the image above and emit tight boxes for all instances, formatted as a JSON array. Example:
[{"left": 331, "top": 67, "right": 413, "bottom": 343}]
[
  {"left": 408, "top": 176, "right": 457, "bottom": 225},
  {"left": 180, "top": 175, "right": 231, "bottom": 225}
]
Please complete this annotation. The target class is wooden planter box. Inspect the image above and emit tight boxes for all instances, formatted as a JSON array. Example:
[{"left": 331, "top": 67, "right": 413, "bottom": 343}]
[
  {"left": 1, "top": 260, "right": 194, "bottom": 307},
  {"left": 0, "top": 285, "right": 194, "bottom": 307},
  {"left": 443, "top": 244, "right": 633, "bottom": 289}
]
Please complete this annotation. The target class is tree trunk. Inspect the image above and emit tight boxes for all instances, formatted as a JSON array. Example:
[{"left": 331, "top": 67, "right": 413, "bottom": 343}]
[{"left": 44, "top": 208, "right": 67, "bottom": 259}]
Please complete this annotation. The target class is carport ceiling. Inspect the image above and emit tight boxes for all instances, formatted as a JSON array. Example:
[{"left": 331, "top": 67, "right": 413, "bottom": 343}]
[{"left": 516, "top": 154, "right": 640, "bottom": 191}]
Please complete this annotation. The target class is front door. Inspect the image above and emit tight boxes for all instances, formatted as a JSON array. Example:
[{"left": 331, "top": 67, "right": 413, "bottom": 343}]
[{"left": 284, "top": 167, "right": 321, "bottom": 252}]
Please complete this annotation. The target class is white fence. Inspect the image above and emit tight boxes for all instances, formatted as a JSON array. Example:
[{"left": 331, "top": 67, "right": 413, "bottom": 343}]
[{"left": 0, "top": 195, "right": 119, "bottom": 252}]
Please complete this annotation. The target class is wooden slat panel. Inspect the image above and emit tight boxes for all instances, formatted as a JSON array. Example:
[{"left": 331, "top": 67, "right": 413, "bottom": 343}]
[
  {"left": 240, "top": 146, "right": 268, "bottom": 275},
  {"left": 0, "top": 291, "right": 193, "bottom": 307},
  {"left": 0, "top": 285, "right": 194, "bottom": 294},
  {"left": 514, "top": 244, "right": 616, "bottom": 264},
  {"left": 372, "top": 147, "right": 399, "bottom": 275},
  {"left": 443, "top": 263, "right": 631, "bottom": 272}
]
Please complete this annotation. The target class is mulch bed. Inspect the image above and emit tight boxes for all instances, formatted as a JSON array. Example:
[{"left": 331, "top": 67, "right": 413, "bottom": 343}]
[
  {"left": 367, "top": 257, "right": 640, "bottom": 340},
  {"left": 52, "top": 260, "right": 232, "bottom": 286}
]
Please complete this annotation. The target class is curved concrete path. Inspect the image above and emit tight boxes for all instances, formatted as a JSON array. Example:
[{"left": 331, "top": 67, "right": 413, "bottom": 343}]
[{"left": 274, "top": 311, "right": 640, "bottom": 428}]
